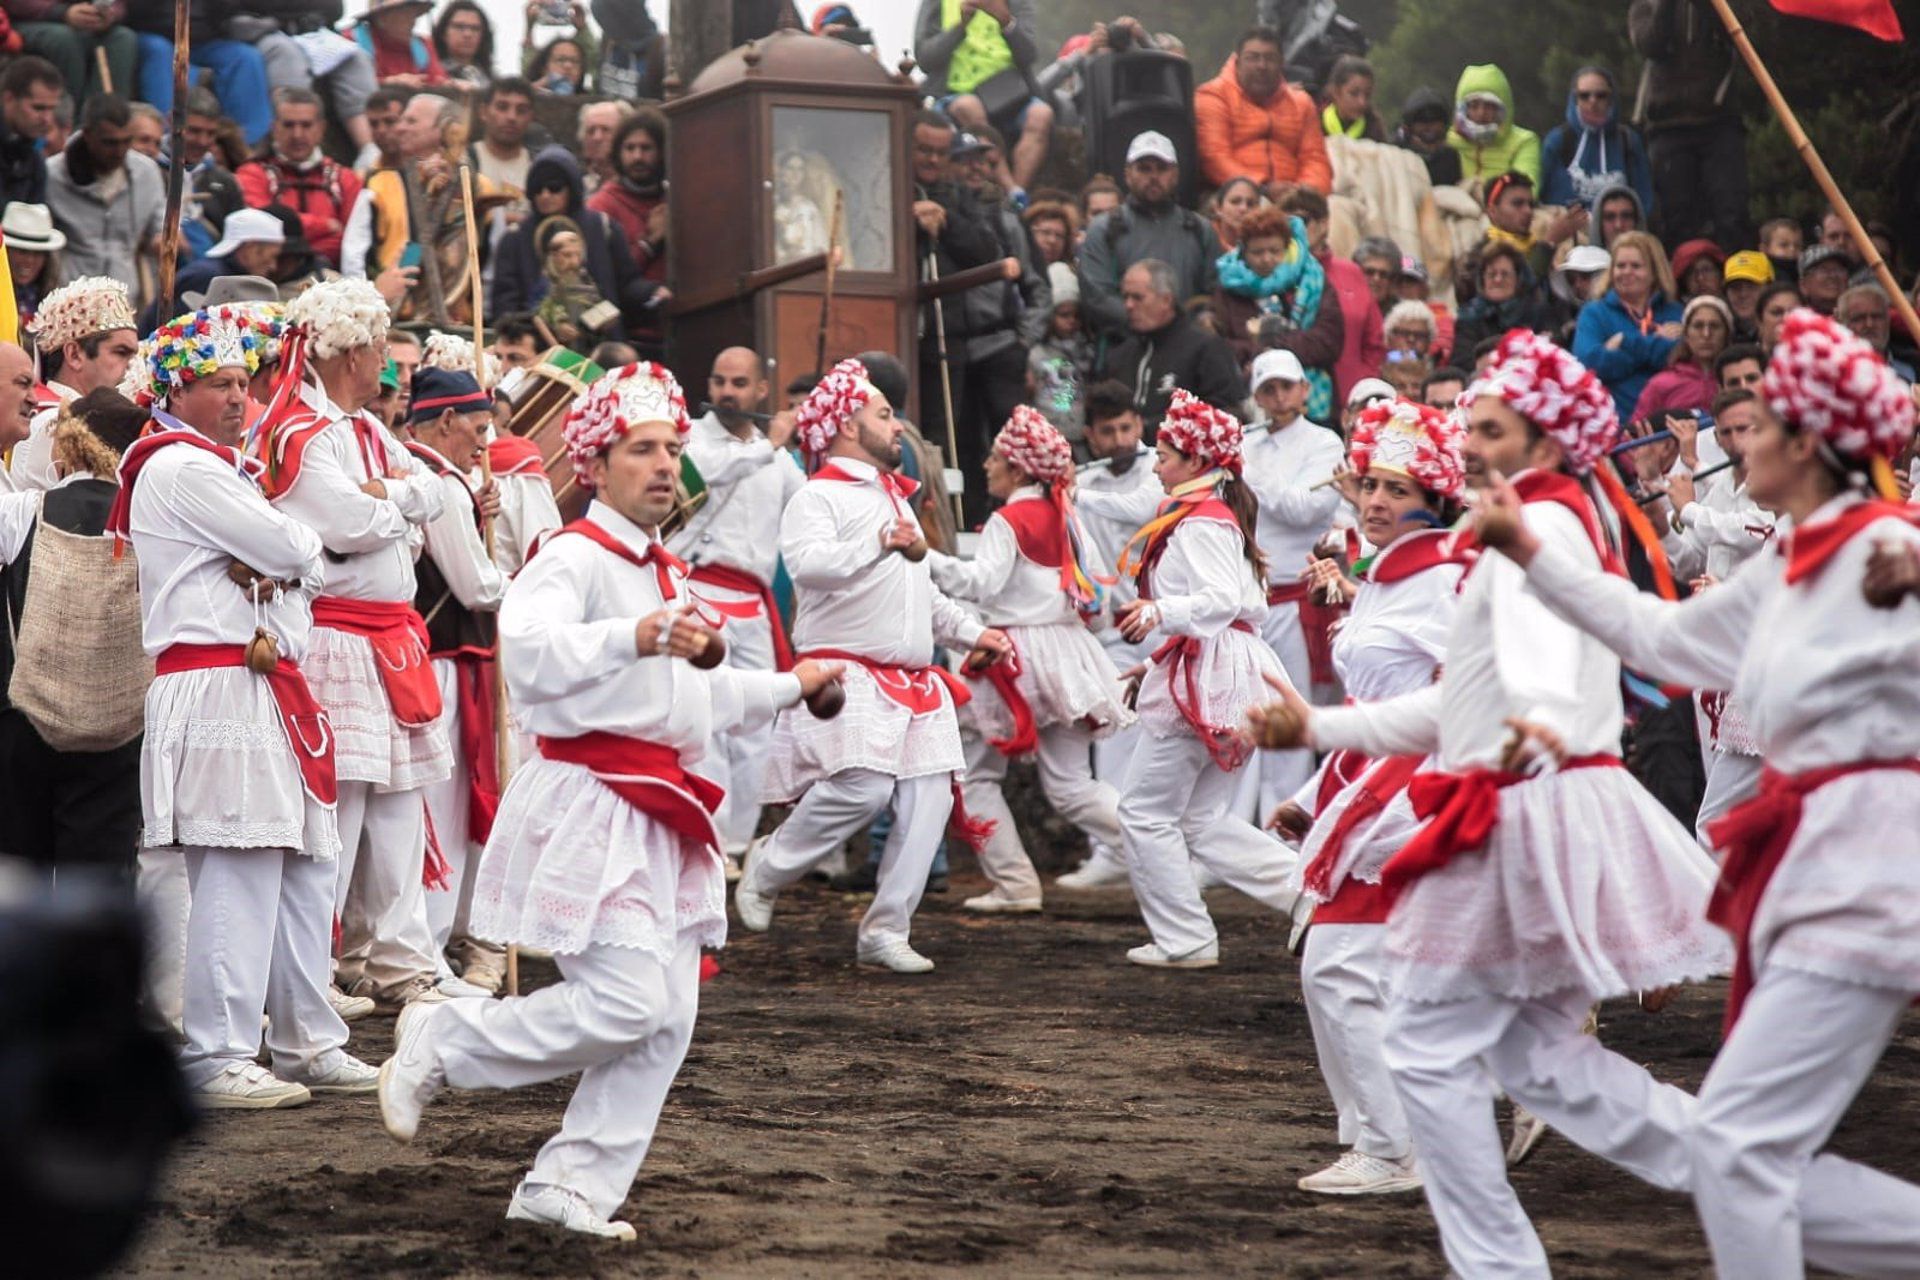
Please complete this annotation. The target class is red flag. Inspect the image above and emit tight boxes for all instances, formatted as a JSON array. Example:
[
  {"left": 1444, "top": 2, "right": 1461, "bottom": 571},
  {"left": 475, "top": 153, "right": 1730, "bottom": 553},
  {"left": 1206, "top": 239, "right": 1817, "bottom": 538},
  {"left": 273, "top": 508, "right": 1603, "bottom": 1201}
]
[{"left": 1770, "top": 0, "right": 1904, "bottom": 40}]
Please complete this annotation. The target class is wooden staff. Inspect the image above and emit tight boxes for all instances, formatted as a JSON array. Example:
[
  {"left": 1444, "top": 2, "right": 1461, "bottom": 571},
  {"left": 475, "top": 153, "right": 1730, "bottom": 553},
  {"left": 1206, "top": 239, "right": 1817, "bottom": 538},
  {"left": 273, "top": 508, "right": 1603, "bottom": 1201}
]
[
  {"left": 813, "top": 191, "right": 844, "bottom": 376},
  {"left": 461, "top": 164, "right": 520, "bottom": 997},
  {"left": 155, "top": 3, "right": 190, "bottom": 315},
  {"left": 94, "top": 46, "right": 112, "bottom": 96},
  {"left": 1707, "top": 0, "right": 1920, "bottom": 347}
]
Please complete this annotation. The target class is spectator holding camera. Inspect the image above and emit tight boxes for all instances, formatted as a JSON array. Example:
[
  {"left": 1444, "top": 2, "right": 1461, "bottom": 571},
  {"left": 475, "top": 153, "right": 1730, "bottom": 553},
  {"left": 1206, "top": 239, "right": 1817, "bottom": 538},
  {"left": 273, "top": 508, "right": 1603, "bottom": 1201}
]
[{"left": 915, "top": 0, "right": 1053, "bottom": 195}]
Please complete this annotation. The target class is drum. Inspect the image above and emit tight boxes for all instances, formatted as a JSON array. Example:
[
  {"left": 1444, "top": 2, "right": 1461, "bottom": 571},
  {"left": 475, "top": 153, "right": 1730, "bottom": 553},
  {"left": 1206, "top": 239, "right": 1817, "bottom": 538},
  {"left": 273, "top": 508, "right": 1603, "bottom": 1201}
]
[{"left": 503, "top": 346, "right": 706, "bottom": 532}]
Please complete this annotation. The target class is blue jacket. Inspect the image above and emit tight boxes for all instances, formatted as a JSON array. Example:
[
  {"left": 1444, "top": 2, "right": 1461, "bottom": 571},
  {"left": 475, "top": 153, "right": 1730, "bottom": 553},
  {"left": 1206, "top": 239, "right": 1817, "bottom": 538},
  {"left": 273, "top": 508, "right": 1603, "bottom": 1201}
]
[
  {"left": 1539, "top": 67, "right": 1655, "bottom": 215},
  {"left": 1573, "top": 288, "right": 1683, "bottom": 422}
]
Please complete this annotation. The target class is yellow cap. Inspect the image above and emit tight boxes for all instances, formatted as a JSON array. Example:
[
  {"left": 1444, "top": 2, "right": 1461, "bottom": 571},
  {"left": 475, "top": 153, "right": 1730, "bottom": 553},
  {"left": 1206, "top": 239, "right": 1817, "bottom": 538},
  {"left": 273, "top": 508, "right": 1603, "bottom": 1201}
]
[{"left": 1723, "top": 250, "right": 1775, "bottom": 285}]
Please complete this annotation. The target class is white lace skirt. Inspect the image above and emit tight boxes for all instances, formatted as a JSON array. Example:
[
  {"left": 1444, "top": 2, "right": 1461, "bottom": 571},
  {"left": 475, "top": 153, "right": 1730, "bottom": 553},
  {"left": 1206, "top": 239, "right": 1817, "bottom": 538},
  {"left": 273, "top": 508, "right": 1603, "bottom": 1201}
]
[
  {"left": 760, "top": 662, "right": 964, "bottom": 801},
  {"left": 1382, "top": 765, "right": 1730, "bottom": 1003},
  {"left": 140, "top": 668, "right": 340, "bottom": 861},
  {"left": 961, "top": 622, "right": 1137, "bottom": 743},
  {"left": 1750, "top": 770, "right": 1920, "bottom": 994},
  {"left": 304, "top": 626, "right": 453, "bottom": 791},
  {"left": 468, "top": 756, "right": 728, "bottom": 961},
  {"left": 1136, "top": 625, "right": 1287, "bottom": 741}
]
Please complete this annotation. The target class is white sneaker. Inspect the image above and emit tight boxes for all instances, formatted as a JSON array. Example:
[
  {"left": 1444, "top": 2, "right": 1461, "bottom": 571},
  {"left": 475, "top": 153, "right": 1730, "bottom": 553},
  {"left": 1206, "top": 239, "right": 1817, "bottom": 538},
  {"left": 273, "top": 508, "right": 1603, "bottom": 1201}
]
[
  {"left": 378, "top": 1000, "right": 446, "bottom": 1142},
  {"left": 1507, "top": 1104, "right": 1550, "bottom": 1165},
  {"left": 282, "top": 1049, "right": 380, "bottom": 1095},
  {"left": 856, "top": 941, "right": 935, "bottom": 973},
  {"left": 1125, "top": 941, "right": 1219, "bottom": 969},
  {"left": 328, "top": 984, "right": 376, "bottom": 1022},
  {"left": 1298, "top": 1150, "right": 1423, "bottom": 1196},
  {"left": 733, "top": 879, "right": 775, "bottom": 933},
  {"left": 505, "top": 1182, "right": 637, "bottom": 1242},
  {"left": 1054, "top": 857, "right": 1131, "bottom": 890},
  {"left": 962, "top": 890, "right": 1042, "bottom": 914},
  {"left": 196, "top": 1061, "right": 312, "bottom": 1110},
  {"left": 436, "top": 973, "right": 493, "bottom": 1000}
]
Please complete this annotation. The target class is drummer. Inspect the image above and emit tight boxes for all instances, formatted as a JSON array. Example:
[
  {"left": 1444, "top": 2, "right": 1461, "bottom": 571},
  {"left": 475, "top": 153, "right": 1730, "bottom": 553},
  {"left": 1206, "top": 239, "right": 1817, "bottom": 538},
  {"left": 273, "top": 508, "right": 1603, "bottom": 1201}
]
[{"left": 670, "top": 346, "right": 806, "bottom": 876}]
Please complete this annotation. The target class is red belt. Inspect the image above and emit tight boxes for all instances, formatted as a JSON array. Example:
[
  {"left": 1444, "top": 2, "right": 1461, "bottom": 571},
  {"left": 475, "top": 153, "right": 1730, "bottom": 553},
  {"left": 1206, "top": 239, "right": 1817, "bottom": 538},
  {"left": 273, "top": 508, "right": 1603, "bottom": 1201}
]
[
  {"left": 964, "top": 640, "right": 1038, "bottom": 758},
  {"left": 1705, "top": 759, "right": 1920, "bottom": 1033},
  {"left": 1301, "top": 752, "right": 1423, "bottom": 902},
  {"left": 793, "top": 648, "right": 995, "bottom": 850},
  {"left": 1266, "top": 582, "right": 1342, "bottom": 684},
  {"left": 688, "top": 562, "right": 794, "bottom": 671},
  {"left": 155, "top": 644, "right": 338, "bottom": 806},
  {"left": 1380, "top": 755, "right": 1623, "bottom": 894},
  {"left": 1149, "top": 619, "right": 1256, "bottom": 772},
  {"left": 310, "top": 596, "right": 442, "bottom": 726},
  {"left": 440, "top": 649, "right": 499, "bottom": 844},
  {"left": 537, "top": 731, "right": 725, "bottom": 853}
]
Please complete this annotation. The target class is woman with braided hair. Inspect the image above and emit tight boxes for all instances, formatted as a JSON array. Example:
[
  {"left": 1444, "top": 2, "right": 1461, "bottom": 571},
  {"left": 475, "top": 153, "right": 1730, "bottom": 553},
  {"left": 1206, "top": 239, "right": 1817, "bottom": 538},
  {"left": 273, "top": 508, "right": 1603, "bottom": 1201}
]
[
  {"left": 927, "top": 406, "right": 1134, "bottom": 915},
  {"left": 1470, "top": 310, "right": 1920, "bottom": 1277},
  {"left": 1109, "top": 390, "right": 1301, "bottom": 970}
]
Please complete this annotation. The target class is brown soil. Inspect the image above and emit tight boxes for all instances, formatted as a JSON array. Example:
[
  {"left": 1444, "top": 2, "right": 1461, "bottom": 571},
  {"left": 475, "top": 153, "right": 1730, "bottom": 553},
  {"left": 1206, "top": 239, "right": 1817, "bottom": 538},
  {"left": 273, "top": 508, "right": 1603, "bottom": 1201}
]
[{"left": 118, "top": 862, "right": 1920, "bottom": 1279}]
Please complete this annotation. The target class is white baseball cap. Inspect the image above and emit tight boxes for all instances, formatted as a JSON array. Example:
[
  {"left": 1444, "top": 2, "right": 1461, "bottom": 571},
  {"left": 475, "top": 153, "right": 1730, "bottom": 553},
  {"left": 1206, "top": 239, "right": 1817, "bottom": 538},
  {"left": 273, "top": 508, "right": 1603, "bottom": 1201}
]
[
  {"left": 1346, "top": 376, "right": 1397, "bottom": 408},
  {"left": 1561, "top": 243, "right": 1611, "bottom": 275},
  {"left": 1250, "top": 348, "right": 1305, "bottom": 389},
  {"left": 1125, "top": 130, "right": 1177, "bottom": 165},
  {"left": 207, "top": 208, "right": 287, "bottom": 259}
]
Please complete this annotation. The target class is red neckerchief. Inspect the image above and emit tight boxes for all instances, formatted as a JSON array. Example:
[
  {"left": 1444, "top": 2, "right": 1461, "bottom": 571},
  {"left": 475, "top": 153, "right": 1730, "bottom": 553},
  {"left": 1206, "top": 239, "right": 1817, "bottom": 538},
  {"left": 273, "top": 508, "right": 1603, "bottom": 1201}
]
[
  {"left": 352, "top": 412, "right": 392, "bottom": 478},
  {"left": 106, "top": 421, "right": 261, "bottom": 549},
  {"left": 549, "top": 516, "right": 686, "bottom": 601},
  {"left": 1781, "top": 499, "right": 1920, "bottom": 586},
  {"left": 1365, "top": 527, "right": 1477, "bottom": 584},
  {"left": 996, "top": 494, "right": 1067, "bottom": 570},
  {"left": 1135, "top": 495, "right": 1239, "bottom": 599},
  {"left": 812, "top": 460, "right": 921, "bottom": 519},
  {"left": 1453, "top": 470, "right": 1624, "bottom": 579},
  {"left": 488, "top": 434, "right": 548, "bottom": 479}
]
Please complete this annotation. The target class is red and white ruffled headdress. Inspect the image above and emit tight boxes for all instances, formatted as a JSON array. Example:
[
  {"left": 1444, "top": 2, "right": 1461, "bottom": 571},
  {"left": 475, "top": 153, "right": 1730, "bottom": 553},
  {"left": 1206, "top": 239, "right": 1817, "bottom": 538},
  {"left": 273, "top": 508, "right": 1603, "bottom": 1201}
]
[
  {"left": 792, "top": 357, "right": 878, "bottom": 461},
  {"left": 992, "top": 405, "right": 1073, "bottom": 483},
  {"left": 1764, "top": 308, "right": 1915, "bottom": 471},
  {"left": 1348, "top": 399, "right": 1467, "bottom": 500},
  {"left": 562, "top": 361, "right": 691, "bottom": 490},
  {"left": 1157, "top": 390, "right": 1244, "bottom": 474},
  {"left": 1466, "top": 329, "right": 1618, "bottom": 475}
]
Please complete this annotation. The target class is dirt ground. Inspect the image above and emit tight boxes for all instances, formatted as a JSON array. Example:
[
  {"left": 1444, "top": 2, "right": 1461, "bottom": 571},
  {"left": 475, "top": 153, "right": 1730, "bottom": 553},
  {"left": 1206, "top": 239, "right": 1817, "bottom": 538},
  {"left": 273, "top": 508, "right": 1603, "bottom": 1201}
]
[{"left": 118, "top": 856, "right": 1920, "bottom": 1279}]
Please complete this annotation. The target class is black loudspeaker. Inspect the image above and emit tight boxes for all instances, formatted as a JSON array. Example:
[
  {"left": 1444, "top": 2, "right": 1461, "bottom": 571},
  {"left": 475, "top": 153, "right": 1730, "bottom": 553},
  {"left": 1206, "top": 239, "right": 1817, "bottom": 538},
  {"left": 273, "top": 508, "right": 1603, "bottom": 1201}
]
[{"left": 1082, "top": 51, "right": 1198, "bottom": 208}]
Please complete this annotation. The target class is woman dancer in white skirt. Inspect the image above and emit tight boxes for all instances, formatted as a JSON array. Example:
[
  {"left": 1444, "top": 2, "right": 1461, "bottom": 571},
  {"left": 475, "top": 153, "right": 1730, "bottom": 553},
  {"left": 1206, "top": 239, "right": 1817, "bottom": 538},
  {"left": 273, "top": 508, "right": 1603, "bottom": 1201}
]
[
  {"left": 1473, "top": 310, "right": 1920, "bottom": 1278},
  {"left": 1110, "top": 390, "right": 1300, "bottom": 969},
  {"left": 1249, "top": 331, "right": 1728, "bottom": 1278},
  {"left": 928, "top": 407, "right": 1134, "bottom": 914},
  {"left": 1274, "top": 399, "right": 1470, "bottom": 1198}
]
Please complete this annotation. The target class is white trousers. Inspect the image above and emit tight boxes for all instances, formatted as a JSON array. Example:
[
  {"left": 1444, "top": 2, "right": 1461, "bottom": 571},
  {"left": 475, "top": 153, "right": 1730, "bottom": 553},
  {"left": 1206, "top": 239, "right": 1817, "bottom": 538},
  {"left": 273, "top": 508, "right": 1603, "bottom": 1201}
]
[
  {"left": 334, "top": 780, "right": 439, "bottom": 997},
  {"left": 750, "top": 768, "right": 952, "bottom": 951},
  {"left": 1086, "top": 632, "right": 1148, "bottom": 873},
  {"left": 1691, "top": 966, "right": 1920, "bottom": 1280},
  {"left": 421, "top": 661, "right": 500, "bottom": 966},
  {"left": 962, "top": 725, "right": 1124, "bottom": 901},
  {"left": 433, "top": 932, "right": 702, "bottom": 1221},
  {"left": 1302, "top": 923, "right": 1410, "bottom": 1159},
  {"left": 1381, "top": 987, "right": 1698, "bottom": 1279},
  {"left": 1695, "top": 748, "right": 1764, "bottom": 846},
  {"left": 138, "top": 845, "right": 190, "bottom": 1034},
  {"left": 703, "top": 607, "right": 777, "bottom": 854},
  {"left": 179, "top": 846, "right": 347, "bottom": 1088},
  {"left": 1256, "top": 599, "right": 1315, "bottom": 819},
  {"left": 1117, "top": 731, "right": 1298, "bottom": 956}
]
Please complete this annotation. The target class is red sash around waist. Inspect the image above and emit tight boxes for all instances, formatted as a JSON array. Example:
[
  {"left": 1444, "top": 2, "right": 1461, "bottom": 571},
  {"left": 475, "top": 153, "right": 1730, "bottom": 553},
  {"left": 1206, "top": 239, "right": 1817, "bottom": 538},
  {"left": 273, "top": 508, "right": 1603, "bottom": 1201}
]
[
  {"left": 1704, "top": 759, "right": 1920, "bottom": 1034},
  {"left": 689, "top": 561, "right": 794, "bottom": 671},
  {"left": 964, "top": 641, "right": 1038, "bottom": 758},
  {"left": 1380, "top": 755, "right": 1623, "bottom": 894},
  {"left": 1266, "top": 581, "right": 1343, "bottom": 685},
  {"left": 444, "top": 651, "right": 499, "bottom": 843},
  {"left": 537, "top": 731, "right": 725, "bottom": 854},
  {"left": 155, "top": 644, "right": 338, "bottom": 806},
  {"left": 1150, "top": 619, "right": 1257, "bottom": 772},
  {"left": 1301, "top": 752, "right": 1423, "bottom": 903},
  {"left": 311, "top": 596, "right": 442, "bottom": 727}
]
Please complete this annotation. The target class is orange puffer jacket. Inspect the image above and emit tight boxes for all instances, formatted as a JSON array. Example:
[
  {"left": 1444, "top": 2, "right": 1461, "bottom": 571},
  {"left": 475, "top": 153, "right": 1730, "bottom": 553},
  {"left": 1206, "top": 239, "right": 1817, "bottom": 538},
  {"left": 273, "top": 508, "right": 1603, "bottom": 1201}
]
[{"left": 1194, "top": 57, "right": 1333, "bottom": 194}]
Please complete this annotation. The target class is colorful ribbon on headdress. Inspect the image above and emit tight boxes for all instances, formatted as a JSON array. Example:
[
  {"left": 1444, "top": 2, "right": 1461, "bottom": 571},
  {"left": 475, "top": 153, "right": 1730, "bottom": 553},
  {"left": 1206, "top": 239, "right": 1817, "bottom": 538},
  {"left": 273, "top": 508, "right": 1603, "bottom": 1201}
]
[
  {"left": 1592, "top": 458, "right": 1677, "bottom": 602},
  {"left": 1052, "top": 477, "right": 1112, "bottom": 618}
]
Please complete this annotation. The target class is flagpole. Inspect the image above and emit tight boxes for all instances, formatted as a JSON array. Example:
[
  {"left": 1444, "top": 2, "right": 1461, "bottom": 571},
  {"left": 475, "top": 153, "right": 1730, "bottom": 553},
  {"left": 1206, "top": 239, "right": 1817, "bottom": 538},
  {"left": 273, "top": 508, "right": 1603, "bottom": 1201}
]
[{"left": 1706, "top": 0, "right": 1920, "bottom": 346}]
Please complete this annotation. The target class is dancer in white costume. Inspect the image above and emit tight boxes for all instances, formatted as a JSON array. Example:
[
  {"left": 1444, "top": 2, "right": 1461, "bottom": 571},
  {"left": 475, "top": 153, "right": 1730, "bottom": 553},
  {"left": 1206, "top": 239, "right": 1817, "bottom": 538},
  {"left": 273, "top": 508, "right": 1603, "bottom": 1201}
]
[
  {"left": 1476, "top": 311, "right": 1920, "bottom": 1280},
  {"left": 1111, "top": 390, "right": 1300, "bottom": 969},
  {"left": 1250, "top": 330, "right": 1728, "bottom": 1278},
  {"left": 1278, "top": 399, "right": 1470, "bottom": 1198},
  {"left": 378, "top": 362, "right": 841, "bottom": 1240},
  {"left": 927, "top": 406, "right": 1134, "bottom": 912}
]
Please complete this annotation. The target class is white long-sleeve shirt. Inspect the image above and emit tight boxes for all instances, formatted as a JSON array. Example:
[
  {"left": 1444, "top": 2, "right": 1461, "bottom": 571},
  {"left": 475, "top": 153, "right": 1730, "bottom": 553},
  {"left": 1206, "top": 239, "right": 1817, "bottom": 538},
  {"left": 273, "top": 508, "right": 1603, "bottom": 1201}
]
[
  {"left": 501, "top": 500, "right": 800, "bottom": 757},
  {"left": 780, "top": 456, "right": 983, "bottom": 664},
  {"left": 1240, "top": 416, "right": 1344, "bottom": 587},
  {"left": 8, "top": 380, "right": 79, "bottom": 493},
  {"left": 493, "top": 472, "right": 562, "bottom": 577},
  {"left": 130, "top": 432, "right": 326, "bottom": 660},
  {"left": 1312, "top": 491, "right": 1625, "bottom": 769},
  {"left": 927, "top": 488, "right": 1080, "bottom": 627},
  {"left": 1526, "top": 492, "right": 1920, "bottom": 774},
  {"left": 272, "top": 397, "right": 443, "bottom": 603},
  {"left": 413, "top": 442, "right": 506, "bottom": 612},
  {"left": 1072, "top": 446, "right": 1162, "bottom": 612},
  {"left": 1332, "top": 537, "right": 1463, "bottom": 702},
  {"left": 1145, "top": 516, "right": 1268, "bottom": 639},
  {"left": 1661, "top": 476, "right": 1774, "bottom": 582},
  {"left": 666, "top": 412, "right": 804, "bottom": 585}
]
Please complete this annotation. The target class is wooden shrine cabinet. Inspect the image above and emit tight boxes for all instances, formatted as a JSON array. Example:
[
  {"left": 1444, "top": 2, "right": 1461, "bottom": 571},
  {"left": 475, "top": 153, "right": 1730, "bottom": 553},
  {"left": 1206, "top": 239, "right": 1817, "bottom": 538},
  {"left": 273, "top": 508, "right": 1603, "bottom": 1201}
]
[{"left": 663, "top": 29, "right": 920, "bottom": 414}]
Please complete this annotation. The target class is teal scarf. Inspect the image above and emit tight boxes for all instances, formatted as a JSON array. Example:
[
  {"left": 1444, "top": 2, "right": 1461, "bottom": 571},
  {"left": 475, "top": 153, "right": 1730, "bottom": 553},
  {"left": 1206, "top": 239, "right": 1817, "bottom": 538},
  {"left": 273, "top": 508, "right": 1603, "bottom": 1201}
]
[{"left": 1216, "top": 217, "right": 1332, "bottom": 420}]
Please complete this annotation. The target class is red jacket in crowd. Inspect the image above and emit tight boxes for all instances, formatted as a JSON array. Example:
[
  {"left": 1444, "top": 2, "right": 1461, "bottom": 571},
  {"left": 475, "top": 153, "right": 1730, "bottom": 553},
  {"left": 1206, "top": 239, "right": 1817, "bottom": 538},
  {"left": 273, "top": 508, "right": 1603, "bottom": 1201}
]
[
  {"left": 236, "top": 154, "right": 363, "bottom": 268},
  {"left": 1320, "top": 254, "right": 1387, "bottom": 408},
  {"left": 586, "top": 181, "right": 667, "bottom": 290}
]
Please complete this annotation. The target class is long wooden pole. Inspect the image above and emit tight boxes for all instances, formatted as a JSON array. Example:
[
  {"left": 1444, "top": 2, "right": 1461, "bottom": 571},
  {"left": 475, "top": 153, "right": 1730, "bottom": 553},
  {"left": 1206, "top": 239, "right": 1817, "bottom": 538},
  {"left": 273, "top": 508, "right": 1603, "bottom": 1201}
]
[
  {"left": 460, "top": 164, "right": 519, "bottom": 998},
  {"left": 156, "top": 3, "right": 190, "bottom": 315},
  {"left": 1707, "top": 0, "right": 1920, "bottom": 346}
]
